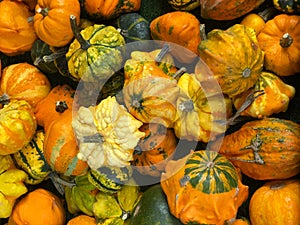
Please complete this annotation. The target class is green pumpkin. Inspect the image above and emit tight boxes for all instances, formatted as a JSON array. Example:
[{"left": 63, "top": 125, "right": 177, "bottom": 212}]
[
  {"left": 66, "top": 15, "right": 126, "bottom": 82},
  {"left": 273, "top": 0, "right": 300, "bottom": 12},
  {"left": 13, "top": 130, "right": 51, "bottom": 185}
]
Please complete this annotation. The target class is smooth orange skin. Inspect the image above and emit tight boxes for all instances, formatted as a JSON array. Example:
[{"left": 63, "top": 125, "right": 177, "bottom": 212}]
[
  {"left": 249, "top": 179, "right": 300, "bottom": 225},
  {"left": 67, "top": 215, "right": 97, "bottom": 225}
]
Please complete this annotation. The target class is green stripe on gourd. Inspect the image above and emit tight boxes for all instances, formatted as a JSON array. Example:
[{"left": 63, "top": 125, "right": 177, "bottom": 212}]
[{"left": 184, "top": 150, "right": 239, "bottom": 194}]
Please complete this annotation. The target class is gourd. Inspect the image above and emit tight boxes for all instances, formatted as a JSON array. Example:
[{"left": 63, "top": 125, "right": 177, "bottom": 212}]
[
  {"left": 249, "top": 179, "right": 300, "bottom": 225},
  {"left": 200, "top": 0, "right": 266, "bottom": 21},
  {"left": 66, "top": 15, "right": 126, "bottom": 82},
  {"left": 13, "top": 130, "right": 51, "bottom": 185},
  {"left": 34, "top": 84, "right": 75, "bottom": 131},
  {"left": 168, "top": 0, "right": 200, "bottom": 11},
  {"left": 0, "top": 62, "right": 51, "bottom": 108},
  {"left": 257, "top": 14, "right": 300, "bottom": 76},
  {"left": 161, "top": 150, "right": 249, "bottom": 225},
  {"left": 197, "top": 24, "right": 264, "bottom": 98},
  {"left": 128, "top": 184, "right": 183, "bottom": 225},
  {"left": 8, "top": 188, "right": 66, "bottom": 225},
  {"left": 150, "top": 11, "right": 202, "bottom": 63},
  {"left": 0, "top": 0, "right": 37, "bottom": 56},
  {"left": 273, "top": 0, "right": 300, "bottom": 13},
  {"left": 33, "top": 0, "right": 81, "bottom": 47},
  {"left": 43, "top": 110, "right": 89, "bottom": 177},
  {"left": 132, "top": 123, "right": 178, "bottom": 177},
  {"left": 66, "top": 215, "right": 97, "bottom": 225},
  {"left": 123, "top": 54, "right": 180, "bottom": 127},
  {"left": 82, "top": 0, "right": 141, "bottom": 20},
  {"left": 0, "top": 100, "right": 37, "bottom": 155},
  {"left": 232, "top": 71, "right": 295, "bottom": 118},
  {"left": 210, "top": 117, "right": 300, "bottom": 180}
]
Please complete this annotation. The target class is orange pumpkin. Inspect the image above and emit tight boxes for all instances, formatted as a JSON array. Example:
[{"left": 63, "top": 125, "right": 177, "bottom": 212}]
[
  {"left": 0, "top": 0, "right": 37, "bottom": 56},
  {"left": 210, "top": 117, "right": 300, "bottom": 180},
  {"left": 249, "top": 179, "right": 300, "bottom": 225},
  {"left": 0, "top": 62, "right": 51, "bottom": 108},
  {"left": 67, "top": 215, "right": 97, "bottom": 225},
  {"left": 132, "top": 123, "right": 178, "bottom": 177},
  {"left": 8, "top": 188, "right": 66, "bottom": 225},
  {"left": 257, "top": 14, "right": 300, "bottom": 76},
  {"left": 82, "top": 0, "right": 141, "bottom": 20},
  {"left": 230, "top": 218, "right": 251, "bottom": 225},
  {"left": 43, "top": 110, "right": 88, "bottom": 176},
  {"left": 200, "top": 0, "right": 266, "bottom": 21},
  {"left": 34, "top": 84, "right": 75, "bottom": 131},
  {"left": 33, "top": 0, "right": 81, "bottom": 47}
]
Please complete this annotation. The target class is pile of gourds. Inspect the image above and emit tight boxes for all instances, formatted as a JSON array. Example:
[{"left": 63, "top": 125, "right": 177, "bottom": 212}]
[{"left": 0, "top": 0, "right": 300, "bottom": 224}]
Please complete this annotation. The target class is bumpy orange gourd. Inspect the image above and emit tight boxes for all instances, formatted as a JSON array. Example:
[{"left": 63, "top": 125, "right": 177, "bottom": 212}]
[
  {"left": 8, "top": 188, "right": 66, "bottom": 225},
  {"left": 43, "top": 110, "right": 88, "bottom": 176},
  {"left": 257, "top": 14, "right": 300, "bottom": 76},
  {"left": 0, "top": 0, "right": 37, "bottom": 56},
  {"left": 249, "top": 179, "right": 300, "bottom": 225},
  {"left": 132, "top": 123, "right": 178, "bottom": 177},
  {"left": 33, "top": 0, "right": 80, "bottom": 47},
  {"left": 150, "top": 11, "right": 202, "bottom": 63},
  {"left": 34, "top": 84, "right": 75, "bottom": 131},
  {"left": 82, "top": 0, "right": 141, "bottom": 20},
  {"left": 0, "top": 100, "right": 37, "bottom": 155},
  {"left": 67, "top": 215, "right": 97, "bottom": 225},
  {"left": 200, "top": 0, "right": 266, "bottom": 20},
  {"left": 210, "top": 117, "right": 300, "bottom": 180},
  {"left": 0, "top": 63, "right": 51, "bottom": 108}
]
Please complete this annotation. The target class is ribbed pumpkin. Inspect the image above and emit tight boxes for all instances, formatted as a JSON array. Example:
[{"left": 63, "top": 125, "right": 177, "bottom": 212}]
[
  {"left": 34, "top": 84, "right": 75, "bottom": 131},
  {"left": 33, "top": 0, "right": 81, "bottom": 47},
  {"left": 232, "top": 71, "right": 295, "bottom": 118},
  {"left": 197, "top": 24, "right": 264, "bottom": 98},
  {"left": 132, "top": 123, "right": 178, "bottom": 177},
  {"left": 249, "top": 179, "right": 300, "bottom": 225},
  {"left": 0, "top": 0, "right": 37, "bottom": 56},
  {"left": 82, "top": 0, "right": 141, "bottom": 20},
  {"left": 0, "top": 100, "right": 37, "bottom": 155},
  {"left": 13, "top": 130, "right": 51, "bottom": 185},
  {"left": 43, "top": 110, "right": 88, "bottom": 177},
  {"left": 0, "top": 62, "right": 51, "bottom": 108},
  {"left": 257, "top": 14, "right": 300, "bottom": 76},
  {"left": 210, "top": 117, "right": 300, "bottom": 180},
  {"left": 161, "top": 150, "right": 249, "bottom": 225},
  {"left": 200, "top": 0, "right": 266, "bottom": 20}
]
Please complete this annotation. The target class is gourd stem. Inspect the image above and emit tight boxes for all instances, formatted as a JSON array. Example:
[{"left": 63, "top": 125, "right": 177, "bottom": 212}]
[
  {"left": 36, "top": 7, "right": 49, "bottom": 17},
  {"left": 70, "top": 15, "right": 91, "bottom": 51},
  {"left": 257, "top": 7, "right": 277, "bottom": 22},
  {"left": 178, "top": 99, "right": 194, "bottom": 112},
  {"left": 173, "top": 67, "right": 187, "bottom": 79},
  {"left": 82, "top": 133, "right": 104, "bottom": 143},
  {"left": 0, "top": 93, "right": 10, "bottom": 105},
  {"left": 280, "top": 33, "right": 293, "bottom": 48},
  {"left": 270, "top": 182, "right": 285, "bottom": 190},
  {"left": 200, "top": 24, "right": 207, "bottom": 40},
  {"left": 155, "top": 43, "right": 170, "bottom": 62},
  {"left": 34, "top": 47, "right": 69, "bottom": 66},
  {"left": 55, "top": 101, "right": 68, "bottom": 113}
]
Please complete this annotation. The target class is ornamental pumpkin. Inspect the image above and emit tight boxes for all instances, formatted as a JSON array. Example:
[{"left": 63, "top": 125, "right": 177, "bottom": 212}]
[
  {"left": 273, "top": 0, "right": 300, "bottom": 13},
  {"left": 0, "top": 62, "right": 51, "bottom": 108},
  {"left": 43, "top": 110, "right": 88, "bottom": 177},
  {"left": 132, "top": 123, "right": 178, "bottom": 177},
  {"left": 34, "top": 84, "right": 75, "bottom": 131},
  {"left": 0, "top": 0, "right": 37, "bottom": 56},
  {"left": 232, "top": 71, "right": 295, "bottom": 118},
  {"left": 249, "top": 179, "right": 300, "bottom": 225},
  {"left": 67, "top": 215, "right": 97, "bottom": 225},
  {"left": 200, "top": 0, "right": 266, "bottom": 20},
  {"left": 13, "top": 130, "right": 51, "bottom": 185},
  {"left": 257, "top": 14, "right": 300, "bottom": 76},
  {"left": 174, "top": 72, "right": 232, "bottom": 142},
  {"left": 161, "top": 150, "right": 249, "bottom": 225},
  {"left": 82, "top": 0, "right": 141, "bottom": 20},
  {"left": 66, "top": 15, "right": 126, "bottom": 82},
  {"left": 168, "top": 0, "right": 200, "bottom": 11},
  {"left": 210, "top": 117, "right": 300, "bottom": 180},
  {"left": 150, "top": 11, "right": 202, "bottom": 63},
  {"left": 8, "top": 188, "right": 65, "bottom": 225},
  {"left": 197, "top": 24, "right": 264, "bottom": 98},
  {"left": 123, "top": 57, "right": 179, "bottom": 127},
  {"left": 0, "top": 100, "right": 37, "bottom": 155},
  {"left": 33, "top": 0, "right": 81, "bottom": 47}
]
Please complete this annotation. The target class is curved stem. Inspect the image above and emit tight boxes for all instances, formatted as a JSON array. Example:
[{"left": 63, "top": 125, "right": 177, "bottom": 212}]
[
  {"left": 200, "top": 23, "right": 207, "bottom": 40},
  {"left": 257, "top": 7, "right": 277, "bottom": 22},
  {"left": 70, "top": 15, "right": 91, "bottom": 50},
  {"left": 55, "top": 101, "right": 68, "bottom": 113},
  {"left": 280, "top": 33, "right": 293, "bottom": 48}
]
